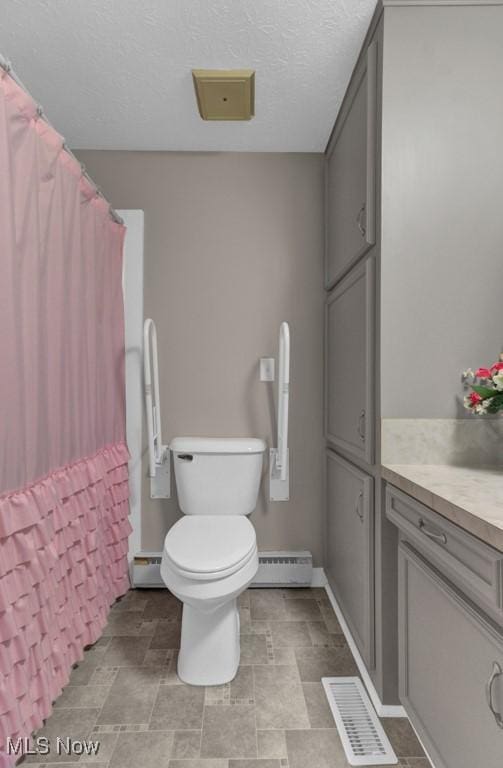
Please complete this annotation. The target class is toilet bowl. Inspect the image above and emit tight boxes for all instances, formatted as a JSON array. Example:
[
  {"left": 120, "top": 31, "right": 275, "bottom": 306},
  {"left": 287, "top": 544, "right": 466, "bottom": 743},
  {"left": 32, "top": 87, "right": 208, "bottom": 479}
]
[{"left": 160, "top": 436, "right": 266, "bottom": 686}]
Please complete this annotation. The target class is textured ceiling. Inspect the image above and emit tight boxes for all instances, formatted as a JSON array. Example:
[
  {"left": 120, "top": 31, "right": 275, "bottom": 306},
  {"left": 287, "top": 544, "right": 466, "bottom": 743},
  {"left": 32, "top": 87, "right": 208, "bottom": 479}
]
[{"left": 0, "top": 0, "right": 376, "bottom": 151}]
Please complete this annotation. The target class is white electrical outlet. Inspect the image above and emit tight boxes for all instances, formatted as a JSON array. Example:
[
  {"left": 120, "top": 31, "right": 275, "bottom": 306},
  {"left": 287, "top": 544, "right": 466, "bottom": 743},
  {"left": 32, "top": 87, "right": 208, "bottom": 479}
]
[{"left": 260, "top": 358, "right": 275, "bottom": 382}]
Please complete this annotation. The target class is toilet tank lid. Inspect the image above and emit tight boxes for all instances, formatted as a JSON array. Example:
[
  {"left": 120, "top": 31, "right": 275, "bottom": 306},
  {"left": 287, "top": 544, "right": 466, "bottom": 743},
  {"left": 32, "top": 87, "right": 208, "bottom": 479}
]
[{"left": 170, "top": 436, "right": 266, "bottom": 454}]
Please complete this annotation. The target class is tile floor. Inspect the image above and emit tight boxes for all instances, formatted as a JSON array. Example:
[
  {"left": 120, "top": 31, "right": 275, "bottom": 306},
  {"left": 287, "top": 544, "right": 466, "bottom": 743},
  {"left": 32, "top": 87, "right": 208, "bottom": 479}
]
[{"left": 25, "top": 588, "right": 430, "bottom": 768}]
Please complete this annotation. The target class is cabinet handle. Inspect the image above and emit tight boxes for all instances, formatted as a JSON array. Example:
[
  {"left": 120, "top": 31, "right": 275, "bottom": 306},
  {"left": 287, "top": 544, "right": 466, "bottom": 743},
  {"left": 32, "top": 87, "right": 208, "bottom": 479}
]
[
  {"left": 357, "top": 410, "right": 366, "bottom": 441},
  {"left": 486, "top": 662, "right": 503, "bottom": 730},
  {"left": 355, "top": 491, "right": 364, "bottom": 523},
  {"left": 357, "top": 204, "right": 366, "bottom": 237},
  {"left": 418, "top": 518, "right": 447, "bottom": 546}
]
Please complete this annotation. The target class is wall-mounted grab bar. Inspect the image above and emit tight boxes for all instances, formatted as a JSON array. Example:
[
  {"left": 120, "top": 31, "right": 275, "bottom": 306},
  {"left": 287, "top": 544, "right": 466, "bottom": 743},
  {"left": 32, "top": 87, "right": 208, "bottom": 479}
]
[
  {"left": 276, "top": 321, "right": 290, "bottom": 481},
  {"left": 144, "top": 319, "right": 170, "bottom": 498},
  {"left": 270, "top": 321, "right": 290, "bottom": 501}
]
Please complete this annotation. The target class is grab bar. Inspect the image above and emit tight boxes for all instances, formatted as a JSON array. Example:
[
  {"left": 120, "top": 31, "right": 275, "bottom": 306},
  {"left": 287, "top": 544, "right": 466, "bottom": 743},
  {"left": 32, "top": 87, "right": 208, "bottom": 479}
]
[
  {"left": 143, "top": 319, "right": 170, "bottom": 498},
  {"left": 277, "top": 321, "right": 290, "bottom": 481},
  {"left": 269, "top": 321, "right": 290, "bottom": 500}
]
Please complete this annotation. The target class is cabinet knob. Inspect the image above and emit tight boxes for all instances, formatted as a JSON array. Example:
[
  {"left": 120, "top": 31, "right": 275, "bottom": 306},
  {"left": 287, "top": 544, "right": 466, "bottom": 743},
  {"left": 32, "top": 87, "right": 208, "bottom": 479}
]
[
  {"left": 357, "top": 410, "right": 366, "bottom": 441},
  {"left": 356, "top": 204, "right": 366, "bottom": 237},
  {"left": 486, "top": 661, "right": 503, "bottom": 730}
]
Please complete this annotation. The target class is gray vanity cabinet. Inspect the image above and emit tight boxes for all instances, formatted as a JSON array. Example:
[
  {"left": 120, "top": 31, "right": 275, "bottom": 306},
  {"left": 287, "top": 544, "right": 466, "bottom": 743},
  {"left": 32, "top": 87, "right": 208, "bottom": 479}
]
[
  {"left": 399, "top": 544, "right": 503, "bottom": 768},
  {"left": 326, "top": 449, "right": 374, "bottom": 667},
  {"left": 325, "top": 40, "right": 377, "bottom": 289},
  {"left": 325, "top": 256, "right": 374, "bottom": 466}
]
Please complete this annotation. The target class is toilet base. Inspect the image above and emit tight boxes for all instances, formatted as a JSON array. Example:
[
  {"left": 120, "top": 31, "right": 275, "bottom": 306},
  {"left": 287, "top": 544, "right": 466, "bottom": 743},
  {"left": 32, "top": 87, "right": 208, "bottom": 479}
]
[{"left": 177, "top": 598, "right": 240, "bottom": 686}]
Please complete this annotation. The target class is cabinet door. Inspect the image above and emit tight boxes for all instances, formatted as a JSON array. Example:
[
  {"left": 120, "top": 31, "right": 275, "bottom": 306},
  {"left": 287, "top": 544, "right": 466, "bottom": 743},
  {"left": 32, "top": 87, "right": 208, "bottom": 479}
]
[
  {"left": 399, "top": 543, "right": 503, "bottom": 768},
  {"left": 326, "top": 450, "right": 374, "bottom": 667},
  {"left": 326, "top": 40, "right": 377, "bottom": 288},
  {"left": 326, "top": 256, "right": 374, "bottom": 465}
]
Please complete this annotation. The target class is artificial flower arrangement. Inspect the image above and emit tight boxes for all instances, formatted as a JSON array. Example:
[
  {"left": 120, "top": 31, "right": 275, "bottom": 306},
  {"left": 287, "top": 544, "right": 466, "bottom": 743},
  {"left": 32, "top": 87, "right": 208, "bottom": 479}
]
[{"left": 462, "top": 357, "right": 503, "bottom": 415}]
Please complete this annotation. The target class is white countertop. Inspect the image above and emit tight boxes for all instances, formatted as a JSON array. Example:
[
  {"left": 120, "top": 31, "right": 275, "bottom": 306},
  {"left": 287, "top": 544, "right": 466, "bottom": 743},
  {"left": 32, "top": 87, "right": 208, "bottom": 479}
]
[{"left": 382, "top": 463, "right": 503, "bottom": 552}]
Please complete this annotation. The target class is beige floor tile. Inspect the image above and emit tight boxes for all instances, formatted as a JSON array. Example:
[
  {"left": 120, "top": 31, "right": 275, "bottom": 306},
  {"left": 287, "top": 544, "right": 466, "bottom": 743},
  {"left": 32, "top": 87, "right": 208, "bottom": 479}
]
[
  {"left": 230, "top": 665, "right": 254, "bottom": 700},
  {"left": 282, "top": 587, "right": 327, "bottom": 600},
  {"left": 319, "top": 604, "right": 344, "bottom": 634},
  {"left": 150, "top": 684, "right": 205, "bottom": 730},
  {"left": 240, "top": 634, "right": 269, "bottom": 665},
  {"left": 69, "top": 657, "right": 102, "bottom": 686},
  {"left": 88, "top": 667, "right": 119, "bottom": 686},
  {"left": 200, "top": 704, "right": 257, "bottom": 758},
  {"left": 249, "top": 590, "right": 287, "bottom": 620},
  {"left": 81, "top": 731, "right": 118, "bottom": 763},
  {"left": 168, "top": 761, "right": 228, "bottom": 768},
  {"left": 294, "top": 645, "right": 358, "bottom": 681},
  {"left": 307, "top": 621, "right": 336, "bottom": 647},
  {"left": 142, "top": 593, "right": 182, "bottom": 620},
  {"left": 111, "top": 591, "right": 148, "bottom": 613},
  {"left": 405, "top": 759, "right": 432, "bottom": 767},
  {"left": 282, "top": 599, "right": 322, "bottom": 621},
  {"left": 271, "top": 647, "right": 296, "bottom": 665},
  {"left": 109, "top": 730, "right": 174, "bottom": 767},
  {"left": 26, "top": 708, "right": 100, "bottom": 763},
  {"left": 382, "top": 718, "right": 425, "bottom": 758},
  {"left": 172, "top": 729, "right": 202, "bottom": 759},
  {"left": 257, "top": 730, "right": 287, "bottom": 759},
  {"left": 150, "top": 621, "right": 182, "bottom": 650},
  {"left": 53, "top": 685, "right": 110, "bottom": 709},
  {"left": 144, "top": 648, "right": 173, "bottom": 666},
  {"left": 101, "top": 611, "right": 143, "bottom": 636},
  {"left": 253, "top": 665, "right": 309, "bottom": 730},
  {"left": 229, "top": 761, "right": 282, "bottom": 768},
  {"left": 101, "top": 635, "right": 152, "bottom": 666},
  {"left": 285, "top": 728, "right": 348, "bottom": 768},
  {"left": 269, "top": 621, "right": 311, "bottom": 648},
  {"left": 302, "top": 683, "right": 334, "bottom": 728},
  {"left": 97, "top": 667, "right": 162, "bottom": 725}
]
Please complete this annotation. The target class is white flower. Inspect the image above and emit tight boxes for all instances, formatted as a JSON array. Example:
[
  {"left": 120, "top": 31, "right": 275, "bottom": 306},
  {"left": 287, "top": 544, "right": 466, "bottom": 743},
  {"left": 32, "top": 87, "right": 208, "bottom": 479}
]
[
  {"left": 475, "top": 400, "right": 490, "bottom": 415},
  {"left": 492, "top": 372, "right": 503, "bottom": 391},
  {"left": 462, "top": 368, "right": 474, "bottom": 382}
]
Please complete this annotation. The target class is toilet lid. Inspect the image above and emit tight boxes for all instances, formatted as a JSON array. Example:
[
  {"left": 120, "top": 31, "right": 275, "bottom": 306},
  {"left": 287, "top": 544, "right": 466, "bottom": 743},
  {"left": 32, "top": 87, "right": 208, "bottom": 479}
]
[{"left": 164, "top": 516, "right": 256, "bottom": 575}]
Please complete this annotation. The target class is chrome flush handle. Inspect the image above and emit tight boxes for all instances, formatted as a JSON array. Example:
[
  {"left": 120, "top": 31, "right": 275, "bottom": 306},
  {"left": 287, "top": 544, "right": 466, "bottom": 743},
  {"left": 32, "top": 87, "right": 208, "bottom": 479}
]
[
  {"left": 418, "top": 519, "right": 447, "bottom": 546},
  {"left": 486, "top": 662, "right": 503, "bottom": 729}
]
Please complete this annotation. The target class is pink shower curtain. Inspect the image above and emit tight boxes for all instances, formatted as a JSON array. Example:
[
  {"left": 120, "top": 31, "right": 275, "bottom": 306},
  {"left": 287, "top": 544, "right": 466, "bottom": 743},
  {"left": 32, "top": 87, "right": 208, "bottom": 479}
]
[{"left": 0, "top": 69, "right": 131, "bottom": 756}]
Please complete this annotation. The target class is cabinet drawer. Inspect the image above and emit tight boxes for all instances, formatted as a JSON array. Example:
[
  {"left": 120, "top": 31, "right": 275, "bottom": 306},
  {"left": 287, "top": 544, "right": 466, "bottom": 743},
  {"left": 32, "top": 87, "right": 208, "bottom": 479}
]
[
  {"left": 387, "top": 485, "right": 503, "bottom": 622},
  {"left": 399, "top": 543, "right": 503, "bottom": 768},
  {"left": 326, "top": 450, "right": 374, "bottom": 667}
]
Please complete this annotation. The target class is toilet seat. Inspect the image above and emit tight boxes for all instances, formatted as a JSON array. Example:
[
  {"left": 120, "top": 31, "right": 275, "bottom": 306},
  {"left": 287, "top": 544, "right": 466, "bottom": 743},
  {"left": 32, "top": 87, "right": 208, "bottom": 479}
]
[{"left": 164, "top": 515, "right": 257, "bottom": 581}]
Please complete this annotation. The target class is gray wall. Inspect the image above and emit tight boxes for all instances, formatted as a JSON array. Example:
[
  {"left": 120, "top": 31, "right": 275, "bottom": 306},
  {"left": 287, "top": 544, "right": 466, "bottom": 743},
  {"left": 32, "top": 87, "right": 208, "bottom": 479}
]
[
  {"left": 380, "top": 4, "right": 503, "bottom": 419},
  {"left": 76, "top": 151, "right": 325, "bottom": 564}
]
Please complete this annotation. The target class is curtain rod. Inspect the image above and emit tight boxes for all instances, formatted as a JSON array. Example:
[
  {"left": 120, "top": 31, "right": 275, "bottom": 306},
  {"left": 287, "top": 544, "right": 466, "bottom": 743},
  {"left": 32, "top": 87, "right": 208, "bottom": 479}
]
[{"left": 0, "top": 52, "right": 124, "bottom": 226}]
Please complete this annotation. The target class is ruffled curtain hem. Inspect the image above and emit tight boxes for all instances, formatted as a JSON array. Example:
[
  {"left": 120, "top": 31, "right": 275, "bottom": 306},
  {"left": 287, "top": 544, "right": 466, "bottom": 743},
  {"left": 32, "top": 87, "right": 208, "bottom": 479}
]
[{"left": 0, "top": 442, "right": 131, "bottom": 757}]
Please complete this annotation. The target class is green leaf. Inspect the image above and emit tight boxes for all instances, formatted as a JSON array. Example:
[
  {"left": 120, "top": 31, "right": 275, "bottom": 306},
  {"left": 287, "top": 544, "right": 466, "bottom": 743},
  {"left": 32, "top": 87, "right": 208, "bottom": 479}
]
[
  {"left": 471, "top": 384, "right": 497, "bottom": 399},
  {"left": 486, "top": 393, "right": 503, "bottom": 414}
]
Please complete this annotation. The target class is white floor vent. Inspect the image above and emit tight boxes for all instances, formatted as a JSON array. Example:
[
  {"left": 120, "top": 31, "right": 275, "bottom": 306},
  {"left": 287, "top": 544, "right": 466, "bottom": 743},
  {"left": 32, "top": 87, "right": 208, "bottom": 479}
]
[
  {"left": 251, "top": 551, "right": 313, "bottom": 587},
  {"left": 322, "top": 677, "right": 398, "bottom": 766}
]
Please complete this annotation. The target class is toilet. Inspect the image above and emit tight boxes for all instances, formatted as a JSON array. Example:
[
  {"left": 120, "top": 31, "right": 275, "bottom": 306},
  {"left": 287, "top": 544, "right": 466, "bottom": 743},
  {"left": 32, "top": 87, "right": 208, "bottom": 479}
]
[{"left": 160, "top": 436, "right": 266, "bottom": 686}]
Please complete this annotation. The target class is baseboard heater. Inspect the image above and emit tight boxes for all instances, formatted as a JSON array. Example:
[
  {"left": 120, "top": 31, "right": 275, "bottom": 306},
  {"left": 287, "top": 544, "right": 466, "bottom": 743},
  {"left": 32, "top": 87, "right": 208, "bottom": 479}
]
[{"left": 132, "top": 550, "right": 313, "bottom": 588}]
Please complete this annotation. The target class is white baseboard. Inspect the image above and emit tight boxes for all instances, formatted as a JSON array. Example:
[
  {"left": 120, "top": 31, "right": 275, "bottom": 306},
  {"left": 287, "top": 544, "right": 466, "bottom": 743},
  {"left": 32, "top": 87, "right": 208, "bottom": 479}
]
[
  {"left": 310, "top": 567, "right": 327, "bottom": 588},
  {"left": 323, "top": 575, "right": 406, "bottom": 719}
]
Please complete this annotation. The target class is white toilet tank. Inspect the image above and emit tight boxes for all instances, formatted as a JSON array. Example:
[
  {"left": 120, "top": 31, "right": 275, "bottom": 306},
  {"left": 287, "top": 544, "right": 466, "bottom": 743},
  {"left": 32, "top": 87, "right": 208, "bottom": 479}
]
[{"left": 170, "top": 437, "right": 266, "bottom": 515}]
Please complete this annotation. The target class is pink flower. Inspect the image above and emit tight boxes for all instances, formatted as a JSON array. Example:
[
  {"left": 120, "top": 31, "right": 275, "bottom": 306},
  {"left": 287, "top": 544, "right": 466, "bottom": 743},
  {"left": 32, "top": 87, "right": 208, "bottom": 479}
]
[
  {"left": 491, "top": 362, "right": 503, "bottom": 373},
  {"left": 475, "top": 367, "right": 492, "bottom": 378},
  {"left": 469, "top": 392, "right": 482, "bottom": 406}
]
